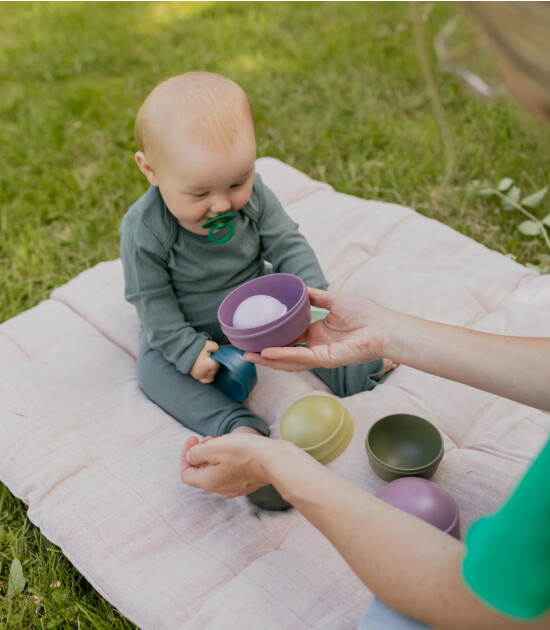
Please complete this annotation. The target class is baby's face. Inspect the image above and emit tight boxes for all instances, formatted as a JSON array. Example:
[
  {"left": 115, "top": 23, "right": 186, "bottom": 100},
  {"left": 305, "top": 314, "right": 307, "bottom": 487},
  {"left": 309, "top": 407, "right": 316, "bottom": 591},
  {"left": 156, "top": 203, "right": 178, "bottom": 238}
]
[{"left": 152, "top": 124, "right": 257, "bottom": 235}]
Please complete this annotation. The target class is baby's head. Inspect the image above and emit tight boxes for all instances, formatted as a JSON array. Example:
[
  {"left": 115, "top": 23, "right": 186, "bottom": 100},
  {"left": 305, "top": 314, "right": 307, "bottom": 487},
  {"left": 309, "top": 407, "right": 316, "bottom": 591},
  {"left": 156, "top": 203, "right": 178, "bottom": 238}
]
[
  {"left": 135, "top": 72, "right": 254, "bottom": 166},
  {"left": 134, "top": 72, "right": 257, "bottom": 234}
]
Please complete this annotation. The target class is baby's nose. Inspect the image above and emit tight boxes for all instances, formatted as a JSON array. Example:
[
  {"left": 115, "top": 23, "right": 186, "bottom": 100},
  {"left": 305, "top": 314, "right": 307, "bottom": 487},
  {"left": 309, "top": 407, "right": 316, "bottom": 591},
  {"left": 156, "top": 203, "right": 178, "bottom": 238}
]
[{"left": 211, "top": 193, "right": 231, "bottom": 213}]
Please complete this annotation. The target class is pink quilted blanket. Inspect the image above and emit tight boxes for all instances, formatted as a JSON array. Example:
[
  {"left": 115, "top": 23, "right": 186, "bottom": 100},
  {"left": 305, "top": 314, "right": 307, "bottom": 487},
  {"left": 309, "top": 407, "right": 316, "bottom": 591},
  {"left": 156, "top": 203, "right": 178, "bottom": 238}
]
[{"left": 1, "top": 158, "right": 549, "bottom": 629}]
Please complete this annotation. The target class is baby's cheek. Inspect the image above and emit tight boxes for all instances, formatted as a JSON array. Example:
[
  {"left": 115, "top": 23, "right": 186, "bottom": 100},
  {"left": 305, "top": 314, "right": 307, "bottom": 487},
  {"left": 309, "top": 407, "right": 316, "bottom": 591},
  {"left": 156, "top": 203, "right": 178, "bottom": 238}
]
[{"left": 236, "top": 190, "right": 253, "bottom": 210}]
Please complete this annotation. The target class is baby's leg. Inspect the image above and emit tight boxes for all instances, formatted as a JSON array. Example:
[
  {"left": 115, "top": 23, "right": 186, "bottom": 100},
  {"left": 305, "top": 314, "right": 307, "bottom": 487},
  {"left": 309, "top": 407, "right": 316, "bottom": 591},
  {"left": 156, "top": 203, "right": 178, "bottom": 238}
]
[
  {"left": 137, "top": 335, "right": 268, "bottom": 437},
  {"left": 311, "top": 358, "right": 394, "bottom": 397}
]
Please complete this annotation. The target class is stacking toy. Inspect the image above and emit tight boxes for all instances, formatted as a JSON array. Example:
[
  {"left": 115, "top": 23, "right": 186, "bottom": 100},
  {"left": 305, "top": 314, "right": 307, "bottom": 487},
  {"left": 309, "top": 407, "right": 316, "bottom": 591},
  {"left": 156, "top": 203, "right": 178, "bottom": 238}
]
[
  {"left": 211, "top": 347, "right": 257, "bottom": 402},
  {"left": 218, "top": 273, "right": 310, "bottom": 352},
  {"left": 365, "top": 414, "right": 444, "bottom": 482},
  {"left": 279, "top": 396, "right": 354, "bottom": 464},
  {"left": 310, "top": 306, "right": 329, "bottom": 324},
  {"left": 375, "top": 477, "right": 460, "bottom": 538},
  {"left": 202, "top": 212, "right": 236, "bottom": 244},
  {"left": 246, "top": 396, "right": 353, "bottom": 511},
  {"left": 246, "top": 484, "right": 293, "bottom": 511},
  {"left": 233, "top": 295, "right": 288, "bottom": 329}
]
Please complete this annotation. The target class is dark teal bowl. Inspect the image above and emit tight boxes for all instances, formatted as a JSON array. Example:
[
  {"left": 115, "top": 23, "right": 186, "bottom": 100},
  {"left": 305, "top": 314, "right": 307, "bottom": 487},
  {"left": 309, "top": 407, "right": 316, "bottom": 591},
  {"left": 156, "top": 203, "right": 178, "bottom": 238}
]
[
  {"left": 212, "top": 347, "right": 257, "bottom": 402},
  {"left": 365, "top": 414, "right": 444, "bottom": 482}
]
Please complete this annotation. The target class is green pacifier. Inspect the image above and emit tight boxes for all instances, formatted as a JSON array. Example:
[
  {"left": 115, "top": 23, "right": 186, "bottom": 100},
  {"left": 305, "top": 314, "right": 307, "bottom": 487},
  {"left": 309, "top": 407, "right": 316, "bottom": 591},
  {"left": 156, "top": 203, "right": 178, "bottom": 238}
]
[{"left": 202, "top": 213, "right": 236, "bottom": 244}]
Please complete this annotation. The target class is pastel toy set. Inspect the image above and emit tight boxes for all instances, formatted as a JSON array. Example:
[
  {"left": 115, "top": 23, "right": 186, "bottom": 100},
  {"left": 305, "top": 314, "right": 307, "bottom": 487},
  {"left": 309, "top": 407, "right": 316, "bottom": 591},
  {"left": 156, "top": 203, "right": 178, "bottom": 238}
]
[
  {"left": 1, "top": 159, "right": 549, "bottom": 629},
  {"left": 221, "top": 276, "right": 458, "bottom": 528}
]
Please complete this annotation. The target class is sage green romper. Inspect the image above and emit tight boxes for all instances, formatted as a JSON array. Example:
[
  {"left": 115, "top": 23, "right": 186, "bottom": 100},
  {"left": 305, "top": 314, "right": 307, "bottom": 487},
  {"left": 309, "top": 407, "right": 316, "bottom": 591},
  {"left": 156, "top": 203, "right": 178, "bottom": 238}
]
[{"left": 120, "top": 174, "right": 384, "bottom": 436}]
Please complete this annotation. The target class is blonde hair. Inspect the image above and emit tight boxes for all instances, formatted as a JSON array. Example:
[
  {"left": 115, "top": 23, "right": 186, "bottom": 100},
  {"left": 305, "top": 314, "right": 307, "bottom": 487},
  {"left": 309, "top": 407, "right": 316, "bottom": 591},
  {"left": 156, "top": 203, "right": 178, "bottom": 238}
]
[
  {"left": 462, "top": 2, "right": 550, "bottom": 114},
  {"left": 135, "top": 72, "right": 254, "bottom": 163}
]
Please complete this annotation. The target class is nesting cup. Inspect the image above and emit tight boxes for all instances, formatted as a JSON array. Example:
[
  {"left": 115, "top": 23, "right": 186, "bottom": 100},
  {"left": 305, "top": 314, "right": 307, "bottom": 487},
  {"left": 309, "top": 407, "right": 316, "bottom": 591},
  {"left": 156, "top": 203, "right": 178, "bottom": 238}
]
[
  {"left": 218, "top": 274, "right": 311, "bottom": 352},
  {"left": 375, "top": 477, "right": 460, "bottom": 538},
  {"left": 211, "top": 347, "right": 258, "bottom": 402},
  {"left": 279, "top": 395, "right": 354, "bottom": 465},
  {"left": 365, "top": 414, "right": 444, "bottom": 482}
]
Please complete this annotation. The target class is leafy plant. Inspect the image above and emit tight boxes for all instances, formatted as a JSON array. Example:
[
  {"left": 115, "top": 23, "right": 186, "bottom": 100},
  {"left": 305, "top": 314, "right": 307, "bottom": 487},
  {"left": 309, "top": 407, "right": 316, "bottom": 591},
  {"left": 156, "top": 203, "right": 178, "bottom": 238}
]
[
  {"left": 6, "top": 559, "right": 25, "bottom": 599},
  {"left": 470, "top": 178, "right": 550, "bottom": 272}
]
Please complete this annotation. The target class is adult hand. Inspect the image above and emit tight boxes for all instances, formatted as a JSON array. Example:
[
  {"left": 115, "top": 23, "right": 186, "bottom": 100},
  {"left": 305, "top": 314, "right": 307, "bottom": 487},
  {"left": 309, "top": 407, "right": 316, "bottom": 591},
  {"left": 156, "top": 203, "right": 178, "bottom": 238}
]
[
  {"left": 244, "top": 287, "right": 391, "bottom": 371},
  {"left": 180, "top": 433, "right": 277, "bottom": 498}
]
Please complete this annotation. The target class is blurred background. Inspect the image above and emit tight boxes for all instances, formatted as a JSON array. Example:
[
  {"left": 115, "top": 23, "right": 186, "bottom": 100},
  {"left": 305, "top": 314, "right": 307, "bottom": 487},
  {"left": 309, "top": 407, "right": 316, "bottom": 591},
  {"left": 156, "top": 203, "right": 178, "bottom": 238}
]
[{"left": 2, "top": 1, "right": 550, "bottom": 324}]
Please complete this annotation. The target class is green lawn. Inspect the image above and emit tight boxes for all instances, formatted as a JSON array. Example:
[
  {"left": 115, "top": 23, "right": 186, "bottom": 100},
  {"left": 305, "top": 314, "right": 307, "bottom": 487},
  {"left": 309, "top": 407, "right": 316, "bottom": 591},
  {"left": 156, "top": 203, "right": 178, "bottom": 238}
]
[{"left": 1, "top": 2, "right": 549, "bottom": 627}]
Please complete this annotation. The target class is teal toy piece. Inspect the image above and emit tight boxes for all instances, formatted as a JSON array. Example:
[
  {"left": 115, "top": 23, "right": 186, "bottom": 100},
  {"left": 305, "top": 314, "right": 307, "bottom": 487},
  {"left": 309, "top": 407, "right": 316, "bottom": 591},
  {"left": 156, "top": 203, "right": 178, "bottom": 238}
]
[
  {"left": 211, "top": 347, "right": 257, "bottom": 402},
  {"left": 310, "top": 306, "right": 329, "bottom": 324},
  {"left": 202, "top": 213, "right": 236, "bottom": 244}
]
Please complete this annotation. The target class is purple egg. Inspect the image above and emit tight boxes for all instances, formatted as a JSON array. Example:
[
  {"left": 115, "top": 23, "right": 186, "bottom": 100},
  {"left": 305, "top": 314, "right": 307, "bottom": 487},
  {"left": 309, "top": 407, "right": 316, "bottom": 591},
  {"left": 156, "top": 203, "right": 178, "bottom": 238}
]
[
  {"left": 375, "top": 477, "right": 460, "bottom": 539},
  {"left": 233, "top": 295, "right": 288, "bottom": 329}
]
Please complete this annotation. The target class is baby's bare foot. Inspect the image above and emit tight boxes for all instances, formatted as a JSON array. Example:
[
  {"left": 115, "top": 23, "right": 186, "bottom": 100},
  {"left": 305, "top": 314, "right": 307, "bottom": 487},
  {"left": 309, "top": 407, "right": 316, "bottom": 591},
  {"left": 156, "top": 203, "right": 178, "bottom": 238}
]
[{"left": 376, "top": 358, "right": 398, "bottom": 380}]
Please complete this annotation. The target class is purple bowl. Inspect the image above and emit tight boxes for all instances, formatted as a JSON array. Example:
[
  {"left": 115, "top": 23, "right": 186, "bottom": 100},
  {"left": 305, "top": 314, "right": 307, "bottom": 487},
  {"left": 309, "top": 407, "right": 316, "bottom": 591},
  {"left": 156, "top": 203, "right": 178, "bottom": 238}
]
[
  {"left": 375, "top": 477, "right": 460, "bottom": 539},
  {"left": 218, "top": 274, "right": 311, "bottom": 352}
]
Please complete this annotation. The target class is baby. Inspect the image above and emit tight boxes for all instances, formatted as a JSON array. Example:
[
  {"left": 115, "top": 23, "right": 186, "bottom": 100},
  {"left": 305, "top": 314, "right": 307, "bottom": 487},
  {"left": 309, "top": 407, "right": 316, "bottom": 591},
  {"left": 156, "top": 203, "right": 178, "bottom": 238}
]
[{"left": 120, "top": 71, "right": 394, "bottom": 439}]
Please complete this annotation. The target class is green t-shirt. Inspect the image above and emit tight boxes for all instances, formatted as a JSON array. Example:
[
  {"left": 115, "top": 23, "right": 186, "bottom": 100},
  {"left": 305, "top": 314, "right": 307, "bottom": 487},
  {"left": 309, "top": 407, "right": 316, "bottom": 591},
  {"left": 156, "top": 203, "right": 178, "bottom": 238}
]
[{"left": 461, "top": 436, "right": 550, "bottom": 621}]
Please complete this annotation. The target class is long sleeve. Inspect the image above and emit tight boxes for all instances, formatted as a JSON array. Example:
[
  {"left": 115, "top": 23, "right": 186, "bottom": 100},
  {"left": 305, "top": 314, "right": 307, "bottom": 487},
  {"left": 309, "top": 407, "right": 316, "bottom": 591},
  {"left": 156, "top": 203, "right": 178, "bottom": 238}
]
[
  {"left": 120, "top": 207, "right": 208, "bottom": 374},
  {"left": 120, "top": 176, "right": 328, "bottom": 369}
]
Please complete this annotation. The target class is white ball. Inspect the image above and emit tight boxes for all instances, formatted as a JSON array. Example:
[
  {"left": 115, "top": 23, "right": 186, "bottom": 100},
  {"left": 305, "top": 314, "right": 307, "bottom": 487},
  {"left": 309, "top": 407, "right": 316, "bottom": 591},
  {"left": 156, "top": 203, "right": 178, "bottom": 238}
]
[{"left": 233, "top": 294, "right": 288, "bottom": 329}]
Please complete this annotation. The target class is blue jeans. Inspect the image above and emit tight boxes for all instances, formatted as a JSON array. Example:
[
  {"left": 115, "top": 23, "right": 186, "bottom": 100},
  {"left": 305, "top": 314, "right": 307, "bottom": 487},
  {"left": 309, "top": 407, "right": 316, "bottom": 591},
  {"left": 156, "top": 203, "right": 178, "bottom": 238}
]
[{"left": 358, "top": 598, "right": 431, "bottom": 630}]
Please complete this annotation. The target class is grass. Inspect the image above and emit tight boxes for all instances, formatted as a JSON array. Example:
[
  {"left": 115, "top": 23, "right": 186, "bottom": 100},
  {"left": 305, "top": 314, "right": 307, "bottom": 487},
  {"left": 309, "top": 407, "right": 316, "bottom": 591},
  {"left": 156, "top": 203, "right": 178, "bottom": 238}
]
[
  {"left": 0, "top": 486, "right": 137, "bottom": 629},
  {"left": 1, "top": 1, "right": 549, "bottom": 627}
]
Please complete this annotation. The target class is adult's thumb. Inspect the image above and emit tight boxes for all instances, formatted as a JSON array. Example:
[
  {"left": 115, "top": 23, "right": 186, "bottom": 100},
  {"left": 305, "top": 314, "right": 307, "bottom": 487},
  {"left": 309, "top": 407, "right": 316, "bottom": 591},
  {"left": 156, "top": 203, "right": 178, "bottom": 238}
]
[
  {"left": 184, "top": 443, "right": 205, "bottom": 465},
  {"left": 307, "top": 286, "right": 333, "bottom": 310}
]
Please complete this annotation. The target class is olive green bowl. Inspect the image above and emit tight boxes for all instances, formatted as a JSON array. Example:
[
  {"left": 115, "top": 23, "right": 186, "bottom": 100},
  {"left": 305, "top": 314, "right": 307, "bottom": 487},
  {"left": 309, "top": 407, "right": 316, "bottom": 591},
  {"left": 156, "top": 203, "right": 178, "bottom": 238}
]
[
  {"left": 365, "top": 414, "right": 444, "bottom": 482},
  {"left": 279, "top": 395, "right": 354, "bottom": 465}
]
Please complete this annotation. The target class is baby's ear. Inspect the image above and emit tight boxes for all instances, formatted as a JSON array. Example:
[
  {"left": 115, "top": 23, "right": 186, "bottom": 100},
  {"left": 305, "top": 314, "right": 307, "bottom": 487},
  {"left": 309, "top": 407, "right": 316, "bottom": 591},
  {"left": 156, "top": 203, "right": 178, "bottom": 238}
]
[{"left": 135, "top": 151, "right": 158, "bottom": 186}]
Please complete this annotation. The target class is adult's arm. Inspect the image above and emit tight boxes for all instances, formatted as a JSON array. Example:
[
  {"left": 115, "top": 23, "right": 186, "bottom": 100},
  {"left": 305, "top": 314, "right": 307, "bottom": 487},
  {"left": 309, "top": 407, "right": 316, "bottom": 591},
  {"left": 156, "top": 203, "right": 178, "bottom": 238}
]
[
  {"left": 245, "top": 287, "right": 550, "bottom": 412},
  {"left": 180, "top": 433, "right": 549, "bottom": 629}
]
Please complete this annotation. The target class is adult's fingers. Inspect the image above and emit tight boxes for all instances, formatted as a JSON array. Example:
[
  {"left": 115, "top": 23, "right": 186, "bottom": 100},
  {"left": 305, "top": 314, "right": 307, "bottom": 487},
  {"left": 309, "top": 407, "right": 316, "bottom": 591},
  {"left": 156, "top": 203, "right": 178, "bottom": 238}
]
[
  {"left": 261, "top": 345, "right": 313, "bottom": 361},
  {"left": 307, "top": 286, "right": 335, "bottom": 310},
  {"left": 263, "top": 345, "right": 318, "bottom": 369},
  {"left": 244, "top": 348, "right": 314, "bottom": 372},
  {"left": 180, "top": 461, "right": 212, "bottom": 489}
]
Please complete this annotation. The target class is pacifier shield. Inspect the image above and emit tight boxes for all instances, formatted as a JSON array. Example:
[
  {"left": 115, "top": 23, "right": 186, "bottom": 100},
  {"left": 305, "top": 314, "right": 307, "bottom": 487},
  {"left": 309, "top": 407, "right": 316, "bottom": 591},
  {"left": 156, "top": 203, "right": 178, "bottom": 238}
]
[{"left": 202, "top": 212, "right": 236, "bottom": 244}]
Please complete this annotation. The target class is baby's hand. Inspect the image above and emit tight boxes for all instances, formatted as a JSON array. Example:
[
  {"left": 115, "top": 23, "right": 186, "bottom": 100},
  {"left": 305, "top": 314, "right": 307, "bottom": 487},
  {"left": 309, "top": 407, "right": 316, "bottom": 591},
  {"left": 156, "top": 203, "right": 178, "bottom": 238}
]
[{"left": 190, "top": 341, "right": 221, "bottom": 384}]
